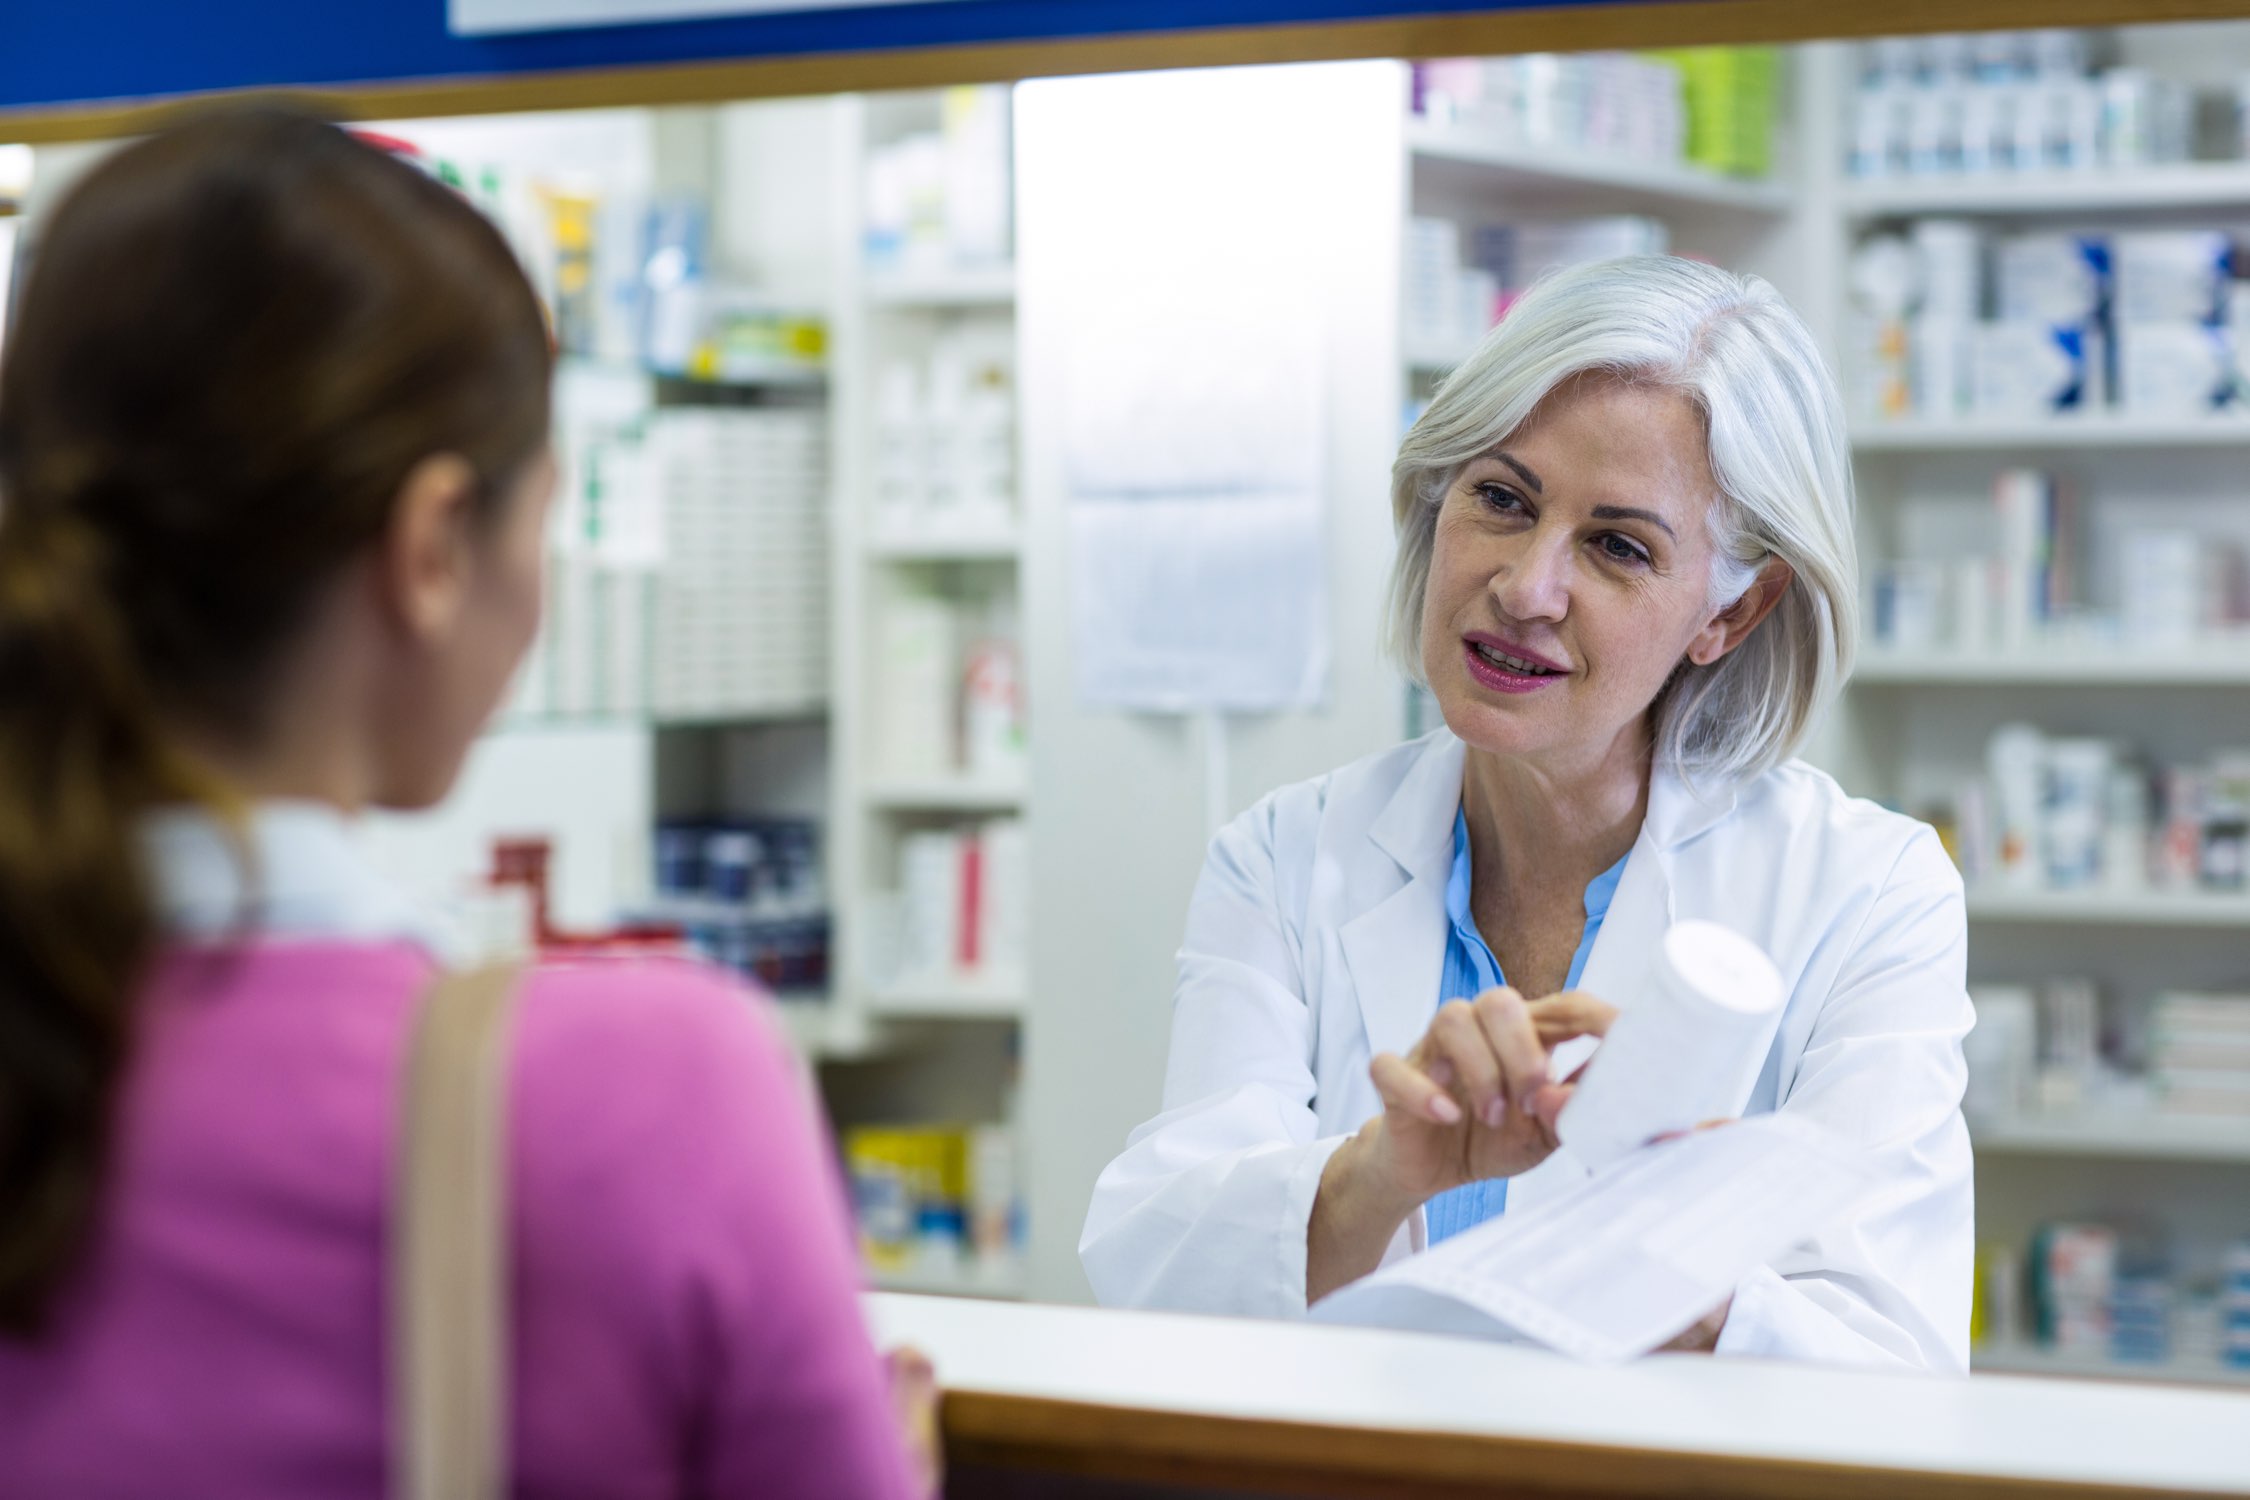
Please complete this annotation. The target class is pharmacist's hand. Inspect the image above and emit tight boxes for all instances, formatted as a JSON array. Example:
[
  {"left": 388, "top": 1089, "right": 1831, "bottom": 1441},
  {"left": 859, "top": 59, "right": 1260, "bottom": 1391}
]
[
  {"left": 1657, "top": 1294, "right": 1733, "bottom": 1353},
  {"left": 1517, "top": 990, "right": 1620, "bottom": 1135},
  {"left": 885, "top": 1346, "right": 943, "bottom": 1498},
  {"left": 1366, "top": 988, "right": 1560, "bottom": 1203}
]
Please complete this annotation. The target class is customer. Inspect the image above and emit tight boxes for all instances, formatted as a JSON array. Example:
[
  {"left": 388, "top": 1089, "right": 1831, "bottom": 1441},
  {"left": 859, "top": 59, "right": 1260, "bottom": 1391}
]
[{"left": 0, "top": 109, "right": 926, "bottom": 1497}]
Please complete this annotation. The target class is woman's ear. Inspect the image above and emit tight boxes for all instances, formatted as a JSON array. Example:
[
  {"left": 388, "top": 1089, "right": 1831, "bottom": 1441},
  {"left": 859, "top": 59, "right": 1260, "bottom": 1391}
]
[
  {"left": 1685, "top": 556, "right": 1794, "bottom": 668},
  {"left": 378, "top": 455, "right": 481, "bottom": 645}
]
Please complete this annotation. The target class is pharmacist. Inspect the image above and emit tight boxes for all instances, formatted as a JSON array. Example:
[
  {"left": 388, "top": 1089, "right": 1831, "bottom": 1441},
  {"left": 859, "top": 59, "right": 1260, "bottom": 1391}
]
[{"left": 1082, "top": 258, "right": 1974, "bottom": 1371}]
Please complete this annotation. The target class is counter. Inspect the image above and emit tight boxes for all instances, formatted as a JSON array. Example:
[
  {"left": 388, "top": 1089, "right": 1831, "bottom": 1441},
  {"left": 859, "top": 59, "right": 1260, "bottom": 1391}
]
[{"left": 865, "top": 1293, "right": 2250, "bottom": 1499}]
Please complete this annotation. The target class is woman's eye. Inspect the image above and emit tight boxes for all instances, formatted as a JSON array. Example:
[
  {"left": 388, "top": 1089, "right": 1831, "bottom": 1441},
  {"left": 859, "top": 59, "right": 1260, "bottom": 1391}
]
[
  {"left": 1475, "top": 482, "right": 1526, "bottom": 516},
  {"left": 1598, "top": 534, "right": 1650, "bottom": 566}
]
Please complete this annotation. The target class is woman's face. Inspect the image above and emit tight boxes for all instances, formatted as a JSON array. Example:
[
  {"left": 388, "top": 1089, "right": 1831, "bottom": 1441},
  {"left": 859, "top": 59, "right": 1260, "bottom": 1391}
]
[
  {"left": 1419, "top": 376, "right": 1748, "bottom": 775},
  {"left": 376, "top": 447, "right": 556, "bottom": 809}
]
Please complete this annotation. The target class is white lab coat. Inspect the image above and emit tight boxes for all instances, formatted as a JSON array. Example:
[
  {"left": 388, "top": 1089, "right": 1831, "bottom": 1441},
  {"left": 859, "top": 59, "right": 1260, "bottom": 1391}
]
[{"left": 1081, "top": 729, "right": 1974, "bottom": 1371}]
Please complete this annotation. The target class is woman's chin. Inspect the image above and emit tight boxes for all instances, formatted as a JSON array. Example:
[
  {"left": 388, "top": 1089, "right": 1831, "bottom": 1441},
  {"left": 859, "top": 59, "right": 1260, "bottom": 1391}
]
[{"left": 1432, "top": 692, "right": 1563, "bottom": 759}]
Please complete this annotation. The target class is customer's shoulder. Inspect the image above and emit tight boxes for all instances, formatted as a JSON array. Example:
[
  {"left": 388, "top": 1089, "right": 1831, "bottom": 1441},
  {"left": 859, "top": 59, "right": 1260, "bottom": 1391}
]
[{"left": 511, "top": 954, "right": 788, "bottom": 1086}]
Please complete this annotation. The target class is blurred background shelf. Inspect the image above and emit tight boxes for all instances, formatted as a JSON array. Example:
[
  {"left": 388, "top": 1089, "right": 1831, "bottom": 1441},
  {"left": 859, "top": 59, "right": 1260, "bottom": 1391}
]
[
  {"left": 1851, "top": 415, "right": 2250, "bottom": 450},
  {"left": 770, "top": 1001, "right": 888, "bottom": 1063},
  {"left": 1841, "top": 162, "right": 2250, "bottom": 218},
  {"left": 1964, "top": 889, "right": 2250, "bottom": 927},
  {"left": 865, "top": 527, "right": 1023, "bottom": 561},
  {"left": 864, "top": 775, "right": 1028, "bottom": 812},
  {"left": 1405, "top": 119, "right": 1790, "bottom": 214},
  {"left": 1973, "top": 1341, "right": 2250, "bottom": 1389},
  {"left": 1971, "top": 1115, "right": 2250, "bottom": 1164},
  {"left": 1403, "top": 335, "right": 1480, "bottom": 373},
  {"left": 865, "top": 1260, "right": 1027, "bottom": 1299},
  {"left": 865, "top": 263, "right": 1016, "bottom": 308},
  {"left": 1854, "top": 650, "right": 2250, "bottom": 686},
  {"left": 865, "top": 977, "right": 1026, "bottom": 1021}
]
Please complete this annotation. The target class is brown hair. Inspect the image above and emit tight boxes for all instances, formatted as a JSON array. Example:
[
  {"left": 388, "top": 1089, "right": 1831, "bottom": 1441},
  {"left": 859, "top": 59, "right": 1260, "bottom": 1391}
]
[{"left": 0, "top": 107, "right": 552, "bottom": 1334}]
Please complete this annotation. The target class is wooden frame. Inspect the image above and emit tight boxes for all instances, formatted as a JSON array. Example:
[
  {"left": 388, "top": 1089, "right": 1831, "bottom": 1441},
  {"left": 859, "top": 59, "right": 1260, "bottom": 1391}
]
[
  {"left": 940, "top": 1391, "right": 2230, "bottom": 1500},
  {"left": 7, "top": 0, "right": 2250, "bottom": 143}
]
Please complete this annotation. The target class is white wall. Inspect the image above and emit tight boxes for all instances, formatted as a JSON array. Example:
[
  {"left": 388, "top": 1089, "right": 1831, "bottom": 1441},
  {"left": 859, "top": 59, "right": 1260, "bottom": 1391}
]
[{"left": 1015, "top": 61, "right": 1410, "bottom": 1304}]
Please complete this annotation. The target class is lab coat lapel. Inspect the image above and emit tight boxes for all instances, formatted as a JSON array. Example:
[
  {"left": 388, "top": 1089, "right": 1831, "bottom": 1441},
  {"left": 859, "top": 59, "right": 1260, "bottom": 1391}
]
[
  {"left": 1505, "top": 772, "right": 1725, "bottom": 1220},
  {"left": 1501, "top": 844, "right": 1674, "bottom": 1218},
  {"left": 1550, "top": 837, "right": 1671, "bottom": 1081},
  {"left": 1338, "top": 734, "right": 1464, "bottom": 1063}
]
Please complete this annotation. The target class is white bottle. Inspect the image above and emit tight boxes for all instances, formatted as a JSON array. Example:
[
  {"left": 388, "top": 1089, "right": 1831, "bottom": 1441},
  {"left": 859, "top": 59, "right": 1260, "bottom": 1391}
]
[{"left": 1556, "top": 920, "right": 1787, "bottom": 1172}]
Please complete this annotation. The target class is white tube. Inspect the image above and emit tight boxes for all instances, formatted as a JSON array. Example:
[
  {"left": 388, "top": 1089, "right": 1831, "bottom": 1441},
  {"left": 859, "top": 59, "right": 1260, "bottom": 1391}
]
[{"left": 1555, "top": 920, "right": 1786, "bottom": 1172}]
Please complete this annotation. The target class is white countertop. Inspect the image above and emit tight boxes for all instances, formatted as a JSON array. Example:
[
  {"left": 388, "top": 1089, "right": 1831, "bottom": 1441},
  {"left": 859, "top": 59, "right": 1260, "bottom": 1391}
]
[{"left": 866, "top": 1293, "right": 2250, "bottom": 1495}]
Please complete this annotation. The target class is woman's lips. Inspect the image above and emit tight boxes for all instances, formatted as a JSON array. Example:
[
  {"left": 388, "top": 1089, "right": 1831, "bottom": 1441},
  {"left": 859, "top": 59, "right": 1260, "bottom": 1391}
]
[{"left": 1462, "top": 638, "right": 1567, "bottom": 695}]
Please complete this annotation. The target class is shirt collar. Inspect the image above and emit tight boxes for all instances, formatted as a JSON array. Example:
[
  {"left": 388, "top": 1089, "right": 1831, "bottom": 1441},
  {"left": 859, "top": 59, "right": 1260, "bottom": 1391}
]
[{"left": 142, "top": 801, "right": 457, "bottom": 958}]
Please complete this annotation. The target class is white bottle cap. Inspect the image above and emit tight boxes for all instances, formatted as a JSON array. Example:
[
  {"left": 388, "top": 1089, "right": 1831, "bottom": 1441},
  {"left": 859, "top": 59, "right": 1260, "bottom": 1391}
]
[{"left": 1659, "top": 920, "right": 1785, "bottom": 1018}]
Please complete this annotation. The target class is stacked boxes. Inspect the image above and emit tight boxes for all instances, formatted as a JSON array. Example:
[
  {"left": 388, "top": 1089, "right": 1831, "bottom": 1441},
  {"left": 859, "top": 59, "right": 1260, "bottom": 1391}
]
[
  {"left": 2114, "top": 231, "right": 2237, "bottom": 417},
  {"left": 885, "top": 818, "right": 1029, "bottom": 987},
  {"left": 2227, "top": 1244, "right": 2250, "bottom": 1369},
  {"left": 1937, "top": 727, "right": 2250, "bottom": 897},
  {"left": 1660, "top": 45, "right": 1779, "bottom": 178},
  {"left": 649, "top": 817, "right": 829, "bottom": 994},
  {"left": 1404, "top": 215, "right": 1668, "bottom": 357},
  {"left": 1414, "top": 52, "right": 1687, "bottom": 161},
  {"left": 846, "top": 1123, "right": 1022, "bottom": 1278},
  {"left": 1403, "top": 217, "right": 1498, "bottom": 356},
  {"left": 2147, "top": 993, "right": 2250, "bottom": 1123},
  {"left": 1851, "top": 220, "right": 2250, "bottom": 423},
  {"left": 648, "top": 408, "right": 829, "bottom": 719},
  {"left": 1847, "top": 29, "right": 2202, "bottom": 180},
  {"left": 2030, "top": 1223, "right": 2117, "bottom": 1353},
  {"left": 1998, "top": 1227, "right": 2250, "bottom": 1374}
]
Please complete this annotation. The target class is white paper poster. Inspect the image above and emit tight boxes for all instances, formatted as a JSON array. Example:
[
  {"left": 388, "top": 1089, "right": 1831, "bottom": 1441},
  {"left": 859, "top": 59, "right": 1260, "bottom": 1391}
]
[{"left": 1022, "top": 67, "right": 1337, "bottom": 712}]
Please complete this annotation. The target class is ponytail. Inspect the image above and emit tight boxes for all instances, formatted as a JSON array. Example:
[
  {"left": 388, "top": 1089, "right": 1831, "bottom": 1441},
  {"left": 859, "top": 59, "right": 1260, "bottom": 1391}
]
[
  {"left": 0, "top": 507, "right": 227, "bottom": 1334},
  {"left": 0, "top": 106, "right": 547, "bottom": 1334}
]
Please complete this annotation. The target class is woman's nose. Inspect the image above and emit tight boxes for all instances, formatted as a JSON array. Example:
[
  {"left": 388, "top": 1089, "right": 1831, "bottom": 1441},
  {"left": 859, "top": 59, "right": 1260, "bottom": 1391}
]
[{"left": 1489, "top": 537, "right": 1571, "bottom": 623}]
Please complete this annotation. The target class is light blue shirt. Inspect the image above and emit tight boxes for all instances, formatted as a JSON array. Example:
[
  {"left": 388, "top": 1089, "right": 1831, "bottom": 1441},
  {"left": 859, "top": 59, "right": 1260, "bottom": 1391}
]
[{"left": 1425, "top": 807, "right": 1627, "bottom": 1244}]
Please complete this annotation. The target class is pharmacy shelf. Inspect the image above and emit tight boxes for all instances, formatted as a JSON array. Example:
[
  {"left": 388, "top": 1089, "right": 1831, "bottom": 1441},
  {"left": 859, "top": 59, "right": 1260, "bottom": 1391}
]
[
  {"left": 1405, "top": 119, "right": 1791, "bottom": 215},
  {"left": 1851, "top": 415, "right": 2250, "bottom": 451},
  {"left": 1841, "top": 163, "right": 2250, "bottom": 218},
  {"left": 866, "top": 976, "right": 1026, "bottom": 1021},
  {"left": 1972, "top": 1115, "right": 2250, "bottom": 1165},
  {"left": 771, "top": 999, "right": 888, "bottom": 1062},
  {"left": 558, "top": 351, "right": 826, "bottom": 391},
  {"left": 865, "top": 527, "right": 1022, "bottom": 562},
  {"left": 865, "top": 1259, "right": 1027, "bottom": 1299},
  {"left": 1965, "top": 888, "right": 2250, "bottom": 928},
  {"left": 866, "top": 263, "right": 1016, "bottom": 308},
  {"left": 648, "top": 698, "right": 830, "bottom": 729},
  {"left": 1854, "top": 649, "right": 2250, "bottom": 687},
  {"left": 1973, "top": 1341, "right": 2250, "bottom": 1389},
  {"left": 1403, "top": 336, "right": 1480, "bottom": 374},
  {"left": 865, "top": 775, "right": 1028, "bottom": 812}
]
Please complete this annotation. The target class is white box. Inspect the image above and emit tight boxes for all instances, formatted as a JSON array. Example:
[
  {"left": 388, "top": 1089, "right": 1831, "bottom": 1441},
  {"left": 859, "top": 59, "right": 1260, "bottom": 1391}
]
[
  {"left": 2117, "top": 321, "right": 2231, "bottom": 417},
  {"left": 2113, "top": 230, "right": 2231, "bottom": 325},
  {"left": 1971, "top": 320, "right": 2104, "bottom": 417},
  {"left": 1995, "top": 232, "right": 2108, "bottom": 326}
]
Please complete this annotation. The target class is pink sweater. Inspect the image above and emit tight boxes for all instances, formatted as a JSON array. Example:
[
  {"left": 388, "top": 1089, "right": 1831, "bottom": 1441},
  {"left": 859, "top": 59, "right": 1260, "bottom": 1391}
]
[{"left": 0, "top": 942, "right": 920, "bottom": 1500}]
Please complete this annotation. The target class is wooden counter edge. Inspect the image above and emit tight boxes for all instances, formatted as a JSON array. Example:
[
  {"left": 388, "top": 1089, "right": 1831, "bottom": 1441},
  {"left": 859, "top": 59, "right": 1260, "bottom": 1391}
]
[{"left": 941, "top": 1389, "right": 2231, "bottom": 1500}]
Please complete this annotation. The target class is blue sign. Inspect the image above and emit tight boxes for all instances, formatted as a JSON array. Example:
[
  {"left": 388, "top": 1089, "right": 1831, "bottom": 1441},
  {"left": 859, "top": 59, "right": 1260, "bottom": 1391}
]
[{"left": 0, "top": 1, "right": 1583, "bottom": 118}]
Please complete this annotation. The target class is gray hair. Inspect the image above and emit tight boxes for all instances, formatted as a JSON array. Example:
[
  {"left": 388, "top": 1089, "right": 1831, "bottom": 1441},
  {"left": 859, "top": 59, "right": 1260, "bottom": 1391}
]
[{"left": 1386, "top": 255, "right": 1857, "bottom": 785}]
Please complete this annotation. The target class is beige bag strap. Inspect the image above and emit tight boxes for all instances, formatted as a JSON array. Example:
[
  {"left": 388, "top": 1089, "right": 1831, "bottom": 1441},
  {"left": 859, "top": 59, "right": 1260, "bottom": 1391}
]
[{"left": 392, "top": 963, "right": 524, "bottom": 1500}]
